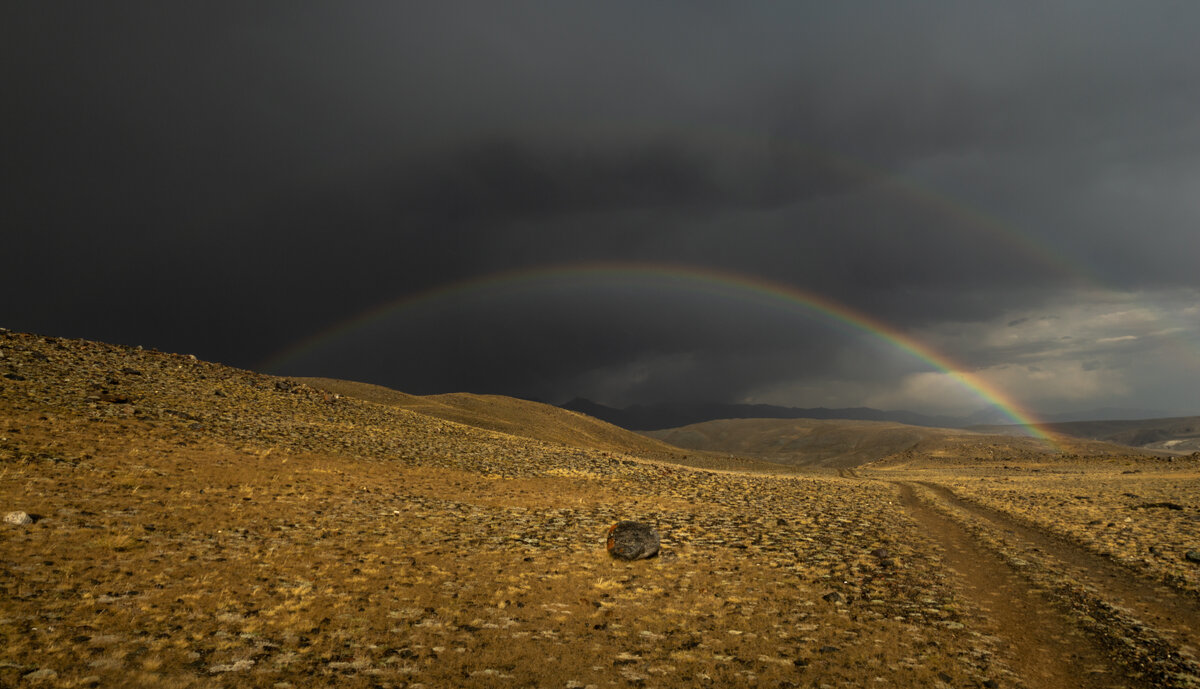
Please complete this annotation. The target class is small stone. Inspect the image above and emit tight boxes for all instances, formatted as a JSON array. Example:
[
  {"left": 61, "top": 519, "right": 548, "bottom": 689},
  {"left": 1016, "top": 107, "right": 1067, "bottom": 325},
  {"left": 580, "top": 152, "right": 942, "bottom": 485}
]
[
  {"left": 1136, "top": 502, "right": 1184, "bottom": 511},
  {"left": 23, "top": 668, "right": 58, "bottom": 683},
  {"left": 4, "top": 511, "right": 33, "bottom": 526},
  {"left": 821, "top": 591, "right": 845, "bottom": 603},
  {"left": 209, "top": 659, "right": 255, "bottom": 673},
  {"left": 870, "top": 548, "right": 891, "bottom": 559},
  {"left": 605, "top": 521, "right": 660, "bottom": 560},
  {"left": 1185, "top": 551, "right": 1200, "bottom": 564}
]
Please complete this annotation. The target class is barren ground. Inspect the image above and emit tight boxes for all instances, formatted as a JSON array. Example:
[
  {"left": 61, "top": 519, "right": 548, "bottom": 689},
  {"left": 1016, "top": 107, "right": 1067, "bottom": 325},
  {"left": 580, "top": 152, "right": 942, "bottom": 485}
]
[{"left": 3, "top": 329, "right": 1200, "bottom": 688}]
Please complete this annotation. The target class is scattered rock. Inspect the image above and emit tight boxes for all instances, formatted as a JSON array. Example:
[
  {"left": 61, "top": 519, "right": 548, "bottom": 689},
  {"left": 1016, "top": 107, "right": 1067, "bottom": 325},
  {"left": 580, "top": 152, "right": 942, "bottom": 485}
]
[
  {"left": 605, "top": 521, "right": 660, "bottom": 560},
  {"left": 4, "top": 511, "right": 33, "bottom": 526},
  {"left": 821, "top": 591, "right": 845, "bottom": 603},
  {"left": 209, "top": 659, "right": 255, "bottom": 673},
  {"left": 1134, "top": 502, "right": 1184, "bottom": 511},
  {"left": 22, "top": 668, "right": 58, "bottom": 683},
  {"left": 870, "top": 548, "right": 891, "bottom": 559},
  {"left": 1186, "top": 551, "right": 1200, "bottom": 564}
]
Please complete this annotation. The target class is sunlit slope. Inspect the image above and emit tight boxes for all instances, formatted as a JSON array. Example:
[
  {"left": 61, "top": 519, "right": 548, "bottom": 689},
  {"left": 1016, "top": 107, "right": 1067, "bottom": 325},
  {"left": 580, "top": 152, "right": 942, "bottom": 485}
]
[{"left": 294, "top": 377, "right": 686, "bottom": 457}]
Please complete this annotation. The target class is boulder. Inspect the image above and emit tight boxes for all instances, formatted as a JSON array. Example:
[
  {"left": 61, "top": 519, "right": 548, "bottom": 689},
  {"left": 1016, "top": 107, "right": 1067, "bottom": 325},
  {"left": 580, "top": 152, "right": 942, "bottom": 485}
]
[{"left": 606, "top": 521, "right": 660, "bottom": 560}]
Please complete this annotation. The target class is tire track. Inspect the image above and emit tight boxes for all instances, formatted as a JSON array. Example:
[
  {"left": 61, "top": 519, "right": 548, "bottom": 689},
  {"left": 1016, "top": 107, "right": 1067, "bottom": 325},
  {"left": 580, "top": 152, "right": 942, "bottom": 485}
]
[
  {"left": 895, "top": 482, "right": 1153, "bottom": 689},
  {"left": 918, "top": 481, "right": 1200, "bottom": 659}
]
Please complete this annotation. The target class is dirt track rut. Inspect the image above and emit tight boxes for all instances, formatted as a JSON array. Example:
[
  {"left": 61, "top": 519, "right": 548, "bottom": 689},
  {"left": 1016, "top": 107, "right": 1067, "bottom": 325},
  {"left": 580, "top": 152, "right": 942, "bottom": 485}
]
[
  {"left": 920, "top": 482, "right": 1200, "bottom": 651},
  {"left": 895, "top": 483, "right": 1137, "bottom": 689}
]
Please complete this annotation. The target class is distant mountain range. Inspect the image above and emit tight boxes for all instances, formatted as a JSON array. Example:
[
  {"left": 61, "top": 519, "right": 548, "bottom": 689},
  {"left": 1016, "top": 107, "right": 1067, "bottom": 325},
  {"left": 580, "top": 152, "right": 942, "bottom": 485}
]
[{"left": 560, "top": 398, "right": 1173, "bottom": 432}]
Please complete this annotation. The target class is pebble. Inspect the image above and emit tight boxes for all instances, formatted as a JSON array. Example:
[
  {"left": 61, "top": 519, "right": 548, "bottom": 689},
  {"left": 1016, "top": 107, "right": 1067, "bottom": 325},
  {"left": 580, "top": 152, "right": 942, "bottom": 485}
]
[
  {"left": 22, "top": 668, "right": 58, "bottom": 683},
  {"left": 209, "top": 659, "right": 255, "bottom": 673}
]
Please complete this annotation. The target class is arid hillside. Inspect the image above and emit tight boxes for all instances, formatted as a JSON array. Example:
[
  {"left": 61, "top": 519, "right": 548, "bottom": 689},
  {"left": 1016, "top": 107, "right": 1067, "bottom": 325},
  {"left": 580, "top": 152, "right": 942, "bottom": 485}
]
[
  {"left": 4, "top": 329, "right": 1200, "bottom": 689},
  {"left": 293, "top": 377, "right": 687, "bottom": 459},
  {"left": 291, "top": 377, "right": 790, "bottom": 473},
  {"left": 644, "top": 417, "right": 1128, "bottom": 468},
  {"left": 1044, "top": 416, "right": 1200, "bottom": 453}
]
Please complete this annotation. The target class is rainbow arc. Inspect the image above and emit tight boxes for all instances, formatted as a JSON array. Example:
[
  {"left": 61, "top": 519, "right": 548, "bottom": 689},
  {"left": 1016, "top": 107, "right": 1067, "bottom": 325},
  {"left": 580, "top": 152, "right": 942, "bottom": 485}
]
[{"left": 262, "top": 262, "right": 1062, "bottom": 448}]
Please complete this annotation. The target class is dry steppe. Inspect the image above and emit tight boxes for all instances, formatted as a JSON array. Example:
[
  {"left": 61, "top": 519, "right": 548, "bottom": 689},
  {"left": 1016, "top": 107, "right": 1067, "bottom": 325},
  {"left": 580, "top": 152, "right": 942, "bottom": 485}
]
[
  {"left": 2, "top": 329, "right": 1200, "bottom": 688},
  {"left": 645, "top": 417, "right": 1138, "bottom": 470}
]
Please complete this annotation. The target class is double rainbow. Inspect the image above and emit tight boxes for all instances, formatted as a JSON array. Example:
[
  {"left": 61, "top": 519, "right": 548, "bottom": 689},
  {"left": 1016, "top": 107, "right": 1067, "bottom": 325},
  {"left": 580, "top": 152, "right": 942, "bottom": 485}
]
[{"left": 262, "top": 262, "right": 1060, "bottom": 446}]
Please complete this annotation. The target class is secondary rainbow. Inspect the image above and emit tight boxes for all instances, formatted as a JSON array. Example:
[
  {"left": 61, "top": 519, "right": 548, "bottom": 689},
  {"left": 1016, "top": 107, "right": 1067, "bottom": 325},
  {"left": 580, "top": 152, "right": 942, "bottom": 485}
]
[{"left": 262, "top": 262, "right": 1060, "bottom": 446}]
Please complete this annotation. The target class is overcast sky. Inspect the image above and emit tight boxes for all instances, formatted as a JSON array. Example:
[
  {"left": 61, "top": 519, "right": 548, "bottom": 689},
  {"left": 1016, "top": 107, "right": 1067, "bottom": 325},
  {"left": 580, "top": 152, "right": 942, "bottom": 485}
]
[{"left": 4, "top": 3, "right": 1199, "bottom": 419}]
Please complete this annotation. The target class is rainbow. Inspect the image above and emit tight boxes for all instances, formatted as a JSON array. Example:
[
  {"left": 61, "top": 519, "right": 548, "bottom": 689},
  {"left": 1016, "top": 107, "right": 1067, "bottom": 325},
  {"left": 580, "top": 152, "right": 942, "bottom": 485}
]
[{"left": 261, "top": 262, "right": 1061, "bottom": 447}]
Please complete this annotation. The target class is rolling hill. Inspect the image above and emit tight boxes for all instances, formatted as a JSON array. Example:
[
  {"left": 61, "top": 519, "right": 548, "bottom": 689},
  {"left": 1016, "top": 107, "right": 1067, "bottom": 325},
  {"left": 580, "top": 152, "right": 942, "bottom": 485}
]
[
  {"left": 644, "top": 417, "right": 1132, "bottom": 468},
  {"left": 293, "top": 377, "right": 681, "bottom": 457},
  {"left": 561, "top": 397, "right": 965, "bottom": 430},
  {"left": 1043, "top": 416, "right": 1200, "bottom": 453},
  {"left": 291, "top": 377, "right": 794, "bottom": 472}
]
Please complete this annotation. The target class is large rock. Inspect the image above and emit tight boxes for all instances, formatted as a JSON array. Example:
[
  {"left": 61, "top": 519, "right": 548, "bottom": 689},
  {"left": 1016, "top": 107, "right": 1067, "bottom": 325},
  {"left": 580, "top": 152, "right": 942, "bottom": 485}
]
[
  {"left": 606, "top": 521, "right": 660, "bottom": 560},
  {"left": 4, "top": 511, "right": 33, "bottom": 526}
]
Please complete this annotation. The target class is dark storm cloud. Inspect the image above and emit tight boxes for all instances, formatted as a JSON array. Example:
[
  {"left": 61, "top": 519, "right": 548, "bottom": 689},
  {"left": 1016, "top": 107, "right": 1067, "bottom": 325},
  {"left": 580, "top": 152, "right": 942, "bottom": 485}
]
[
  {"left": 388, "top": 136, "right": 869, "bottom": 219},
  {"left": 4, "top": 2, "right": 1199, "bottom": 414}
]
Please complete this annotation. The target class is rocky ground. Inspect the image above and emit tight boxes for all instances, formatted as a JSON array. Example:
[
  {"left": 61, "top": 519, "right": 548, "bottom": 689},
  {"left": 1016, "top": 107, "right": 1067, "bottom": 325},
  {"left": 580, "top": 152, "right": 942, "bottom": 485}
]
[
  {"left": 3, "top": 329, "right": 1200, "bottom": 688},
  {"left": 0, "top": 330, "right": 999, "bottom": 688}
]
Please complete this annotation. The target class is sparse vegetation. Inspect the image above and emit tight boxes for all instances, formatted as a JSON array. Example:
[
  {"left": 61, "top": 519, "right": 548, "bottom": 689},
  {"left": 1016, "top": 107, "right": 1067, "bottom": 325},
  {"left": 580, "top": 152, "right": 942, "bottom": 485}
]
[{"left": 3, "top": 329, "right": 1200, "bottom": 687}]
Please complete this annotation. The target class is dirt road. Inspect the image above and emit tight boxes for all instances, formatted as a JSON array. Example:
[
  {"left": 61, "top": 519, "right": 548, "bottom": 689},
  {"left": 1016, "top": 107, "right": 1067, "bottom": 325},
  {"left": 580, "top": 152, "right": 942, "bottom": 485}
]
[{"left": 893, "top": 480, "right": 1200, "bottom": 688}]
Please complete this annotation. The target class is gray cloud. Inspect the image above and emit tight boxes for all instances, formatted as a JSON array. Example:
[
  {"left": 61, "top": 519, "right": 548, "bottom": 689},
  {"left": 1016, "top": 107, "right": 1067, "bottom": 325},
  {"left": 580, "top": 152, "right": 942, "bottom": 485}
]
[{"left": 4, "top": 2, "right": 1199, "bottom": 417}]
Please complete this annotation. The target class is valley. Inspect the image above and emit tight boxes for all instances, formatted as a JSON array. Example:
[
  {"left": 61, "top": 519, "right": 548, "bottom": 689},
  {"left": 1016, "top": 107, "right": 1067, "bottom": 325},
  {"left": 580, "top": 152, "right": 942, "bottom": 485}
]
[{"left": 2, "top": 329, "right": 1199, "bottom": 688}]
